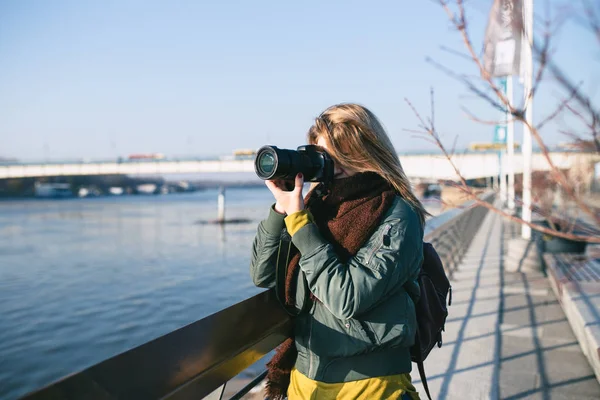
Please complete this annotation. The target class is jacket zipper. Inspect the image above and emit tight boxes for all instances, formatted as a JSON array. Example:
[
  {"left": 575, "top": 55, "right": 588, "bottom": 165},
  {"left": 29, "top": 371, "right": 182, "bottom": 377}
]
[
  {"left": 365, "top": 224, "right": 392, "bottom": 265},
  {"left": 357, "top": 320, "right": 378, "bottom": 345}
]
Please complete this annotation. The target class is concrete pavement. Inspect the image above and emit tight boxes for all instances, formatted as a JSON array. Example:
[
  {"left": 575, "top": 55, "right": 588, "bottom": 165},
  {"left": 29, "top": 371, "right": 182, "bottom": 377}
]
[{"left": 413, "top": 211, "right": 600, "bottom": 400}]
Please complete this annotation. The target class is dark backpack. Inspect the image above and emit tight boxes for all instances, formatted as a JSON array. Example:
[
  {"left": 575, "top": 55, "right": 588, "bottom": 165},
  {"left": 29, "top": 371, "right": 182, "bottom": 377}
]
[{"left": 409, "top": 242, "right": 452, "bottom": 400}]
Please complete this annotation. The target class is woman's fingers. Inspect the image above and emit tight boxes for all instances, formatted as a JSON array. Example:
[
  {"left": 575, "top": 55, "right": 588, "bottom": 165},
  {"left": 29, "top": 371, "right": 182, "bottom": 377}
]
[
  {"left": 267, "top": 179, "right": 295, "bottom": 191},
  {"left": 265, "top": 175, "right": 305, "bottom": 214},
  {"left": 265, "top": 180, "right": 280, "bottom": 195},
  {"left": 293, "top": 173, "right": 304, "bottom": 194},
  {"left": 273, "top": 179, "right": 287, "bottom": 189}
]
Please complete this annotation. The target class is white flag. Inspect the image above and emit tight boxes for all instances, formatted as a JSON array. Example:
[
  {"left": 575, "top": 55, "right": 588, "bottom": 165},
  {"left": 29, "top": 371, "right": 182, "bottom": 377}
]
[{"left": 483, "top": 0, "right": 523, "bottom": 77}]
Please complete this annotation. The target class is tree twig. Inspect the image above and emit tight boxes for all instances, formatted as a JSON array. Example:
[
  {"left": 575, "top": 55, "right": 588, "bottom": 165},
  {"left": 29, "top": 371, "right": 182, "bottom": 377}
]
[
  {"left": 581, "top": 0, "right": 600, "bottom": 45},
  {"left": 461, "top": 107, "right": 517, "bottom": 126},
  {"left": 564, "top": 103, "right": 600, "bottom": 152},
  {"left": 426, "top": 57, "right": 507, "bottom": 113},
  {"left": 536, "top": 85, "right": 581, "bottom": 129}
]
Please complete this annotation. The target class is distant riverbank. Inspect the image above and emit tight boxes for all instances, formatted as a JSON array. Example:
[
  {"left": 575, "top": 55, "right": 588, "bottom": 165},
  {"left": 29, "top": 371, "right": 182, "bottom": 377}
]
[{"left": 0, "top": 174, "right": 265, "bottom": 199}]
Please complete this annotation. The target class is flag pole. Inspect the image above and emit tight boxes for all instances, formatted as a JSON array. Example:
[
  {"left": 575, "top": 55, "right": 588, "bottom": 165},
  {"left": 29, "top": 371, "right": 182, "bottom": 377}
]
[
  {"left": 521, "top": 0, "right": 533, "bottom": 239},
  {"left": 521, "top": 0, "right": 533, "bottom": 240}
]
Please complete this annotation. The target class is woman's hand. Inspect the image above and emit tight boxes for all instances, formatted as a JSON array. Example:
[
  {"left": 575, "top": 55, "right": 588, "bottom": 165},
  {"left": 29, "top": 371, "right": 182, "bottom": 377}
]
[{"left": 265, "top": 173, "right": 305, "bottom": 215}]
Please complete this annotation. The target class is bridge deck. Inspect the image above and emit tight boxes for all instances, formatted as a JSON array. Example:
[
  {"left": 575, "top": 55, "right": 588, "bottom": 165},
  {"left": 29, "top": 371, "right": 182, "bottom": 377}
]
[
  {"left": 2, "top": 152, "right": 594, "bottom": 181},
  {"left": 413, "top": 211, "right": 600, "bottom": 400}
]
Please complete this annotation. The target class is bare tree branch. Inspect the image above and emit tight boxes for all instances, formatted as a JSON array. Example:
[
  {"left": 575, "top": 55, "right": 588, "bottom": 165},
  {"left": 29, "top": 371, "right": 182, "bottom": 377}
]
[
  {"left": 545, "top": 56, "right": 600, "bottom": 142},
  {"left": 451, "top": 175, "right": 600, "bottom": 242},
  {"left": 450, "top": 134, "right": 459, "bottom": 158},
  {"left": 435, "top": 0, "right": 600, "bottom": 226},
  {"left": 526, "top": 13, "right": 552, "bottom": 111},
  {"left": 439, "top": 45, "right": 474, "bottom": 62},
  {"left": 461, "top": 106, "right": 516, "bottom": 126},
  {"left": 536, "top": 84, "right": 581, "bottom": 129},
  {"left": 405, "top": 98, "right": 473, "bottom": 194},
  {"left": 522, "top": 116, "right": 600, "bottom": 225},
  {"left": 430, "top": 87, "right": 436, "bottom": 135},
  {"left": 565, "top": 103, "right": 600, "bottom": 152},
  {"left": 516, "top": 196, "right": 600, "bottom": 236},
  {"left": 404, "top": 128, "right": 431, "bottom": 136},
  {"left": 439, "top": 0, "right": 518, "bottom": 115},
  {"left": 582, "top": 0, "right": 600, "bottom": 45},
  {"left": 408, "top": 1, "right": 600, "bottom": 240},
  {"left": 406, "top": 133, "right": 440, "bottom": 147},
  {"left": 558, "top": 130, "right": 587, "bottom": 142},
  {"left": 406, "top": 94, "right": 600, "bottom": 242},
  {"left": 426, "top": 57, "right": 507, "bottom": 113}
]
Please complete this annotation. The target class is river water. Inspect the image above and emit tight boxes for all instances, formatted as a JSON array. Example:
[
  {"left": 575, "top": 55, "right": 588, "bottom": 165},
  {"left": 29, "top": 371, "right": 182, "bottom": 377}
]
[{"left": 0, "top": 187, "right": 444, "bottom": 399}]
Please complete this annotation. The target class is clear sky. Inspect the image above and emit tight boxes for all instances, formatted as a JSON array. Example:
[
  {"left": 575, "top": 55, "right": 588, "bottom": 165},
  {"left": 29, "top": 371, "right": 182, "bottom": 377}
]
[{"left": 0, "top": 0, "right": 597, "bottom": 161}]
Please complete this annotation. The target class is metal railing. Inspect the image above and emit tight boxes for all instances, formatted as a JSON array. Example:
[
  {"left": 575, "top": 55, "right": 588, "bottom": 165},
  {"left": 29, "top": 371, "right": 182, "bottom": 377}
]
[
  {"left": 424, "top": 192, "right": 495, "bottom": 279},
  {"left": 20, "top": 292, "right": 291, "bottom": 400},
  {"left": 20, "top": 193, "right": 494, "bottom": 400}
]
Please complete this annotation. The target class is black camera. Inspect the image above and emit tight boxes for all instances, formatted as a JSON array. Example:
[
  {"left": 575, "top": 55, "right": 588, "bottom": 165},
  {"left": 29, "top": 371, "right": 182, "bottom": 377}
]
[{"left": 254, "top": 145, "right": 334, "bottom": 183}]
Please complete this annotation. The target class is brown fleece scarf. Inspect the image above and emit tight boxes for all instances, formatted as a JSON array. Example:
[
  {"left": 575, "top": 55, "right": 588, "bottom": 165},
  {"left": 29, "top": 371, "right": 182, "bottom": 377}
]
[{"left": 266, "top": 172, "right": 397, "bottom": 400}]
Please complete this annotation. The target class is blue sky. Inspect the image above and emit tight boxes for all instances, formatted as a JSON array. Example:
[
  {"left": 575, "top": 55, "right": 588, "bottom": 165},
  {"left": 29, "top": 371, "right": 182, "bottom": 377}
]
[{"left": 0, "top": 0, "right": 597, "bottom": 161}]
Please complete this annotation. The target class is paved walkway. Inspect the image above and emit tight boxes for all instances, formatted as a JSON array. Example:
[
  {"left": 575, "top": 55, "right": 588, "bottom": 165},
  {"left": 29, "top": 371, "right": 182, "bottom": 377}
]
[{"left": 413, "top": 211, "right": 600, "bottom": 400}]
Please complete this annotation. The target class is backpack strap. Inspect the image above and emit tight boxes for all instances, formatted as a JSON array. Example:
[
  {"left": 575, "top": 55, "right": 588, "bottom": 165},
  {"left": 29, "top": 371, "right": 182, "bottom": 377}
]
[
  {"left": 417, "top": 361, "right": 433, "bottom": 400},
  {"left": 411, "top": 330, "right": 433, "bottom": 400}
]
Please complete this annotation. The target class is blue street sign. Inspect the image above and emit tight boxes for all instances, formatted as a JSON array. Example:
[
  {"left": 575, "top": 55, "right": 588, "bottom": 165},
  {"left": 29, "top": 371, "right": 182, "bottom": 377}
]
[
  {"left": 494, "top": 77, "right": 508, "bottom": 145},
  {"left": 494, "top": 125, "right": 507, "bottom": 144},
  {"left": 498, "top": 77, "right": 507, "bottom": 94}
]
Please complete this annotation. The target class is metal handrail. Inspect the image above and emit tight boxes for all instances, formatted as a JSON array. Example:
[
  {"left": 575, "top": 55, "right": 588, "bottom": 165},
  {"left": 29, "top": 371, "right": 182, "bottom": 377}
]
[
  {"left": 424, "top": 192, "right": 494, "bottom": 279},
  {"left": 20, "top": 291, "right": 291, "bottom": 400},
  {"left": 19, "top": 193, "right": 494, "bottom": 400}
]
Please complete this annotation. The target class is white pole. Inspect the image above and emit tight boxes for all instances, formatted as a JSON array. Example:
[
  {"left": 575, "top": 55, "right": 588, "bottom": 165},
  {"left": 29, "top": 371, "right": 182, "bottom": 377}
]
[
  {"left": 499, "top": 151, "right": 507, "bottom": 205},
  {"left": 506, "top": 75, "right": 515, "bottom": 211},
  {"left": 522, "top": 0, "right": 534, "bottom": 239},
  {"left": 217, "top": 186, "right": 225, "bottom": 223}
]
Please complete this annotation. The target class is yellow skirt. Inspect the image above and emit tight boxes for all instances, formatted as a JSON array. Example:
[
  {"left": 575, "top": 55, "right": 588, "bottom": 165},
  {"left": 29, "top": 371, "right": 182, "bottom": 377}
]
[{"left": 288, "top": 368, "right": 421, "bottom": 400}]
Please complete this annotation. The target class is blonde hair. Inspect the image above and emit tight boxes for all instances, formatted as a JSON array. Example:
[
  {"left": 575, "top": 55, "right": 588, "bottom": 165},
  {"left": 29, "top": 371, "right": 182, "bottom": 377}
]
[{"left": 308, "top": 103, "right": 429, "bottom": 226}]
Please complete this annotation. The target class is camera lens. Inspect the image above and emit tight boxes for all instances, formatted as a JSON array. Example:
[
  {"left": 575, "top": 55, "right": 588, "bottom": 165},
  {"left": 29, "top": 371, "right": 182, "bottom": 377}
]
[
  {"left": 258, "top": 152, "right": 275, "bottom": 174},
  {"left": 255, "top": 146, "right": 280, "bottom": 179}
]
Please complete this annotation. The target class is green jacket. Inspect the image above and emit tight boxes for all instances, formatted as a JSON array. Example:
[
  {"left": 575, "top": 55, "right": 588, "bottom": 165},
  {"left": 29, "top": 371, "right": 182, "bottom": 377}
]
[{"left": 250, "top": 196, "right": 423, "bottom": 383}]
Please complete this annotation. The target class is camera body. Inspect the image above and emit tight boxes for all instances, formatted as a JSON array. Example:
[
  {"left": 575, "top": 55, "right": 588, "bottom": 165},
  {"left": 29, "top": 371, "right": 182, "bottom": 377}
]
[{"left": 254, "top": 145, "right": 334, "bottom": 183}]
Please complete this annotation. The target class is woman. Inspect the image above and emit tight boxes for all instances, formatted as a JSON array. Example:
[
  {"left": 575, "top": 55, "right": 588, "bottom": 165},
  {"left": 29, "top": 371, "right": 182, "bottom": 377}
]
[{"left": 250, "top": 103, "right": 428, "bottom": 400}]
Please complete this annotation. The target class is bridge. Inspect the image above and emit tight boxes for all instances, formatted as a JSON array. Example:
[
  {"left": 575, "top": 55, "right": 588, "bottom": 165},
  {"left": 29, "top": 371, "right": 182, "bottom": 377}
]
[{"left": 1, "top": 151, "right": 597, "bottom": 181}]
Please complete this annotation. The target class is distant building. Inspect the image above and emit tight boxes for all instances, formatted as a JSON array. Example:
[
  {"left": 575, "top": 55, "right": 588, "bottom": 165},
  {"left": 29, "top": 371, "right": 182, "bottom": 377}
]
[
  {"left": 233, "top": 149, "right": 257, "bottom": 160},
  {"left": 469, "top": 143, "right": 520, "bottom": 151},
  {"left": 557, "top": 140, "right": 598, "bottom": 152},
  {"left": 128, "top": 153, "right": 165, "bottom": 160}
]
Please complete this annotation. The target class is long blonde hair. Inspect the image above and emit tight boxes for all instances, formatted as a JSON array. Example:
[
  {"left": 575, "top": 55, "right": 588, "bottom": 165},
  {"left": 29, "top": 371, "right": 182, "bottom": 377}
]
[{"left": 308, "top": 103, "right": 429, "bottom": 226}]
